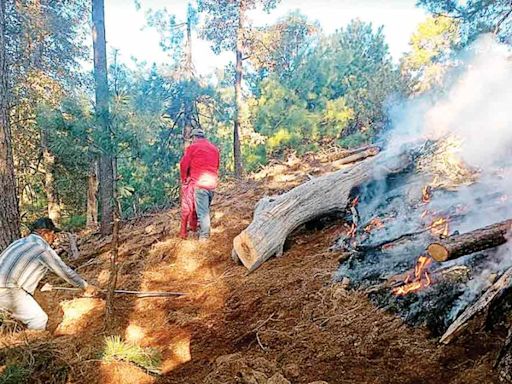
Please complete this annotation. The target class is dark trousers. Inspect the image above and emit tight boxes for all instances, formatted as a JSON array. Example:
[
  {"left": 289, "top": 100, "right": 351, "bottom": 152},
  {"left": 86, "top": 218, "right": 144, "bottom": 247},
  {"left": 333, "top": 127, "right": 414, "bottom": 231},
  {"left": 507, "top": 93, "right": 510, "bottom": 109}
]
[{"left": 194, "top": 188, "right": 214, "bottom": 238}]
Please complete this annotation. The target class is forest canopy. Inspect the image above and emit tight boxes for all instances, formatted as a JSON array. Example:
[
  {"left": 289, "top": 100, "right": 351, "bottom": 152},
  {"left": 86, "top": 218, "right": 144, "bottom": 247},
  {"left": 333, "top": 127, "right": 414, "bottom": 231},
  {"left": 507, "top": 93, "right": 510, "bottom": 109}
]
[{"left": 0, "top": 0, "right": 508, "bottom": 238}]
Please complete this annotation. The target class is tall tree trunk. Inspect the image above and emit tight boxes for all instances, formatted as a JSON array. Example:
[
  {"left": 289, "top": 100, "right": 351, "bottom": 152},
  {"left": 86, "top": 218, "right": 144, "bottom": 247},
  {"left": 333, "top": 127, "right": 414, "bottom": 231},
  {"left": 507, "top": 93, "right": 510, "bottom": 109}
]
[
  {"left": 233, "top": 1, "right": 244, "bottom": 179},
  {"left": 92, "top": 0, "right": 114, "bottom": 236},
  {"left": 86, "top": 158, "right": 98, "bottom": 228},
  {"left": 183, "top": 17, "right": 194, "bottom": 144},
  {"left": 0, "top": 0, "right": 20, "bottom": 250},
  {"left": 41, "top": 129, "right": 61, "bottom": 224}
]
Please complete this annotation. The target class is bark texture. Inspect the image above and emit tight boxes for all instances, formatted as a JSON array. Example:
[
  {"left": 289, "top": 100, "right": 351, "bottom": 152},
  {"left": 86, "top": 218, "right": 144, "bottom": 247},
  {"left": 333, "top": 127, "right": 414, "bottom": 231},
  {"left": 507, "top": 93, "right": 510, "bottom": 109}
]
[
  {"left": 0, "top": 0, "right": 20, "bottom": 250},
  {"left": 427, "top": 219, "right": 512, "bottom": 262},
  {"left": 86, "top": 159, "right": 98, "bottom": 228},
  {"left": 92, "top": 0, "right": 114, "bottom": 236}
]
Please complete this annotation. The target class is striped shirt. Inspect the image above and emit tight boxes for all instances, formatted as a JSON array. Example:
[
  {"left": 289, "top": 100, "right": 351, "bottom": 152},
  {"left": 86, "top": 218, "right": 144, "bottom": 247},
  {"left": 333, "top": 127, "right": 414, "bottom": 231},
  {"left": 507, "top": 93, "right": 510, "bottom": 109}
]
[{"left": 0, "top": 234, "right": 87, "bottom": 294}]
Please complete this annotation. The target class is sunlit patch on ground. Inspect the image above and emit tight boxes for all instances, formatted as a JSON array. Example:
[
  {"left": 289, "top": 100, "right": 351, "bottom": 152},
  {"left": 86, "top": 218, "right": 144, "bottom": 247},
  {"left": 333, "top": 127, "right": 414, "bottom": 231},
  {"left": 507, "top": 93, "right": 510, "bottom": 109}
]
[
  {"left": 161, "top": 331, "right": 191, "bottom": 373},
  {"left": 54, "top": 298, "right": 105, "bottom": 336},
  {"left": 125, "top": 323, "right": 146, "bottom": 344},
  {"left": 100, "top": 361, "right": 154, "bottom": 384}
]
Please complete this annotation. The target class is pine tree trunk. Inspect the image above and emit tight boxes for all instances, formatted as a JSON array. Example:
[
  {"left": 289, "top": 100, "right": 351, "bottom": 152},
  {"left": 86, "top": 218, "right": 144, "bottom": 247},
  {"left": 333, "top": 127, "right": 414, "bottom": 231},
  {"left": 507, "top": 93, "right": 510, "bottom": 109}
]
[
  {"left": 92, "top": 0, "right": 114, "bottom": 236},
  {"left": 183, "top": 18, "right": 193, "bottom": 144},
  {"left": 86, "top": 158, "right": 98, "bottom": 228},
  {"left": 41, "top": 129, "right": 61, "bottom": 224},
  {"left": 0, "top": 0, "right": 20, "bottom": 250},
  {"left": 233, "top": 1, "right": 244, "bottom": 179}
]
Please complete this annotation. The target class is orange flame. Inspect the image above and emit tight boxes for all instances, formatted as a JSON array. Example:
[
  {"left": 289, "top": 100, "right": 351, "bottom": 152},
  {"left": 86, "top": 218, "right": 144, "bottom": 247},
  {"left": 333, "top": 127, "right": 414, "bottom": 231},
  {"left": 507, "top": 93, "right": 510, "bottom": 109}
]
[
  {"left": 431, "top": 217, "right": 449, "bottom": 237},
  {"left": 364, "top": 218, "right": 384, "bottom": 233},
  {"left": 351, "top": 196, "right": 360, "bottom": 207},
  {"left": 422, "top": 186, "right": 432, "bottom": 203},
  {"left": 392, "top": 256, "right": 433, "bottom": 296},
  {"left": 347, "top": 223, "right": 357, "bottom": 238}
]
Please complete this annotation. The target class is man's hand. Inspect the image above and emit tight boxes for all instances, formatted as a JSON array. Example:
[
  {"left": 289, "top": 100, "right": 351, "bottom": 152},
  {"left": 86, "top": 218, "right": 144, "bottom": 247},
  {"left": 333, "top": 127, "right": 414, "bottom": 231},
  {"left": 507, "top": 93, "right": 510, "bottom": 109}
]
[{"left": 83, "top": 284, "right": 102, "bottom": 298}]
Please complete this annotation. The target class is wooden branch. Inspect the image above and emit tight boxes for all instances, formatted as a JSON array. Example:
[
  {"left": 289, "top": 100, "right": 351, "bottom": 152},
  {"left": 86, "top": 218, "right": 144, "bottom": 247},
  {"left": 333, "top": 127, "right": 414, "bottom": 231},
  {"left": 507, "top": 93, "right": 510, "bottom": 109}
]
[
  {"left": 440, "top": 266, "right": 512, "bottom": 344},
  {"left": 427, "top": 219, "right": 512, "bottom": 262},
  {"left": 232, "top": 149, "right": 408, "bottom": 273},
  {"left": 331, "top": 146, "right": 381, "bottom": 167}
]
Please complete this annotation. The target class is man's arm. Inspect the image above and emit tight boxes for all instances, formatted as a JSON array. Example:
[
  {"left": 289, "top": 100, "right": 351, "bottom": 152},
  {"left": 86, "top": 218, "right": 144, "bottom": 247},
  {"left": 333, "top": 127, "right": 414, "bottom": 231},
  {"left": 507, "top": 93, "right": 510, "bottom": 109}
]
[
  {"left": 180, "top": 146, "right": 193, "bottom": 184},
  {"left": 39, "top": 245, "right": 88, "bottom": 289}
]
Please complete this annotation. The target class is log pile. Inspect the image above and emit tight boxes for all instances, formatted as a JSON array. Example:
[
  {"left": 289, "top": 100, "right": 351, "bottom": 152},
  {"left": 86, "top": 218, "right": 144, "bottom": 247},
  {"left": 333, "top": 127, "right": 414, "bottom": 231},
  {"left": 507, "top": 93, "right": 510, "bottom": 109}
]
[{"left": 232, "top": 139, "right": 512, "bottom": 375}]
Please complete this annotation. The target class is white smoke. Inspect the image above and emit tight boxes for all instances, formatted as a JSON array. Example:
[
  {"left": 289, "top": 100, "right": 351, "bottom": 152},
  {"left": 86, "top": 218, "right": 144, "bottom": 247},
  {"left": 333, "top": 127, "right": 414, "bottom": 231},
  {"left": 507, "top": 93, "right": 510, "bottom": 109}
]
[{"left": 388, "top": 34, "right": 512, "bottom": 170}]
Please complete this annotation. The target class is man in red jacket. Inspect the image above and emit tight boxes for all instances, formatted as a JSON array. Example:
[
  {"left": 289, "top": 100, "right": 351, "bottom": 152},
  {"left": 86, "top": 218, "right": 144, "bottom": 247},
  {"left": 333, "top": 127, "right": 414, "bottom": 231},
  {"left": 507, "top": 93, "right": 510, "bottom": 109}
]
[{"left": 179, "top": 128, "right": 220, "bottom": 240}]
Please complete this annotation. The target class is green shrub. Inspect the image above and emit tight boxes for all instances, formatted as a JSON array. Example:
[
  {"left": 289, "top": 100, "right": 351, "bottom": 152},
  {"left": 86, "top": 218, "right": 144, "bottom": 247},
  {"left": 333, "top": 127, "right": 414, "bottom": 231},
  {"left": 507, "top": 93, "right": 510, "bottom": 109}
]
[
  {"left": 61, "top": 215, "right": 86, "bottom": 232},
  {"left": 102, "top": 336, "right": 161, "bottom": 374}
]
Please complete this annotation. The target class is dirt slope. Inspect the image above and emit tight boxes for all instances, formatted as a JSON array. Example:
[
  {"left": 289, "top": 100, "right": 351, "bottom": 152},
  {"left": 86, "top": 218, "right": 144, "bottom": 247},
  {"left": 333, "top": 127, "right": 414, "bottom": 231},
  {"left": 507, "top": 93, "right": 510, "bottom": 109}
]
[{"left": 0, "top": 153, "right": 501, "bottom": 384}]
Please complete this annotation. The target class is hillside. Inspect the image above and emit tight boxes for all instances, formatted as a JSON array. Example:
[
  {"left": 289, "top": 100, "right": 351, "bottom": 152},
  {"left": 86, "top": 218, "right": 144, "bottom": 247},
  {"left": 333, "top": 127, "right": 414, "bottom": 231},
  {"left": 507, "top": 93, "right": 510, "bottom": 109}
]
[{"left": 0, "top": 153, "right": 500, "bottom": 384}]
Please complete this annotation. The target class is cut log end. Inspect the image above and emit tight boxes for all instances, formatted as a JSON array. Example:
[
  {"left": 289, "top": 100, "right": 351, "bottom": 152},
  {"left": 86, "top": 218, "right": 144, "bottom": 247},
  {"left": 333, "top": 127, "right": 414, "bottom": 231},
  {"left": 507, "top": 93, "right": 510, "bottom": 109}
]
[
  {"left": 233, "top": 231, "right": 260, "bottom": 270},
  {"left": 428, "top": 243, "right": 449, "bottom": 262}
]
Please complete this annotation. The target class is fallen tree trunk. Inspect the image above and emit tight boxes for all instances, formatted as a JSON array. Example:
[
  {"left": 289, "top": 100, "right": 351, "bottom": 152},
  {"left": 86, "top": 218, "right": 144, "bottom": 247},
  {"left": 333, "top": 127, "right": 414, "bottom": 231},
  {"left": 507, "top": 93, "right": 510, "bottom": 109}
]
[
  {"left": 440, "top": 266, "right": 512, "bottom": 344},
  {"left": 232, "top": 148, "right": 412, "bottom": 272},
  {"left": 427, "top": 219, "right": 512, "bottom": 262}
]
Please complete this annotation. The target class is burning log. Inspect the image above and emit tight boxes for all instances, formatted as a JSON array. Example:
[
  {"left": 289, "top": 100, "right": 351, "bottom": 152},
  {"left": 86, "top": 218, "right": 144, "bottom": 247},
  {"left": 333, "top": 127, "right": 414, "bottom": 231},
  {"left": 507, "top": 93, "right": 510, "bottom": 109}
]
[
  {"left": 232, "top": 148, "right": 410, "bottom": 272},
  {"left": 427, "top": 219, "right": 512, "bottom": 262},
  {"left": 439, "top": 266, "right": 512, "bottom": 344}
]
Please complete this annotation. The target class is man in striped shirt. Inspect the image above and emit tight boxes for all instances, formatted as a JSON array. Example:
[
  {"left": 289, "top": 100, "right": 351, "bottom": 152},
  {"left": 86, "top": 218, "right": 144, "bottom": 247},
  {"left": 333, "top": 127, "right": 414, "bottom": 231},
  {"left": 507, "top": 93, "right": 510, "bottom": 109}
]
[{"left": 0, "top": 218, "right": 99, "bottom": 330}]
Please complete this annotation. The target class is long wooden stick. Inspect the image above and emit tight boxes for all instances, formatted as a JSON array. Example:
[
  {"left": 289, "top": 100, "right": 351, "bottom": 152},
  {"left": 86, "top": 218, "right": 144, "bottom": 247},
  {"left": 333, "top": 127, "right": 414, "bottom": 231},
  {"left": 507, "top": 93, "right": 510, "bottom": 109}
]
[
  {"left": 440, "top": 266, "right": 512, "bottom": 344},
  {"left": 41, "top": 284, "right": 185, "bottom": 298}
]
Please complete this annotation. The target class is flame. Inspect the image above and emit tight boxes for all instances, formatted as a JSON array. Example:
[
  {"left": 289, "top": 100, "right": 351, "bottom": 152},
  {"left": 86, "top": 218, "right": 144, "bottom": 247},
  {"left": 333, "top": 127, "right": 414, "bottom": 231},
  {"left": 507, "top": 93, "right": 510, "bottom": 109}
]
[
  {"left": 351, "top": 196, "right": 359, "bottom": 207},
  {"left": 431, "top": 217, "right": 449, "bottom": 237},
  {"left": 347, "top": 223, "right": 357, "bottom": 238},
  {"left": 392, "top": 256, "right": 433, "bottom": 296},
  {"left": 364, "top": 218, "right": 384, "bottom": 233},
  {"left": 422, "top": 185, "right": 432, "bottom": 203}
]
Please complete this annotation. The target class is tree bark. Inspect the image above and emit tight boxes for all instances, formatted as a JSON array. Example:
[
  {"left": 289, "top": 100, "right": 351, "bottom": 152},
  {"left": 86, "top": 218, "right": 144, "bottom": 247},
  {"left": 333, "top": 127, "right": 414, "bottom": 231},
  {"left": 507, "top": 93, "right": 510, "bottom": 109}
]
[
  {"left": 41, "top": 129, "right": 61, "bottom": 224},
  {"left": 439, "top": 266, "right": 512, "bottom": 344},
  {"left": 427, "top": 219, "right": 512, "bottom": 262},
  {"left": 86, "top": 158, "right": 98, "bottom": 228},
  {"left": 233, "top": 151, "right": 389, "bottom": 272},
  {"left": 92, "top": 0, "right": 114, "bottom": 236},
  {"left": 233, "top": 1, "right": 244, "bottom": 178},
  {"left": 0, "top": 0, "right": 20, "bottom": 250}
]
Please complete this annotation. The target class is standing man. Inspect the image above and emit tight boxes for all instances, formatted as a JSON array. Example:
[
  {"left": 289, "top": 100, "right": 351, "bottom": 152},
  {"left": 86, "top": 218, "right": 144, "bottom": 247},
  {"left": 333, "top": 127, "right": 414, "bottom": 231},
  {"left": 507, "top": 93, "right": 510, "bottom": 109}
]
[
  {"left": 179, "top": 128, "right": 220, "bottom": 241},
  {"left": 0, "top": 218, "right": 99, "bottom": 330}
]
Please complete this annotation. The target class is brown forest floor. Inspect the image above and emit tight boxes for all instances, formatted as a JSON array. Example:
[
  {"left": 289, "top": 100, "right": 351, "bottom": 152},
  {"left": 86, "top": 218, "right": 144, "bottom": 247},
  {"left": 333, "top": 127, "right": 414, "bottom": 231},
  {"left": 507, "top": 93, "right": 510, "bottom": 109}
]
[{"left": 0, "top": 153, "right": 503, "bottom": 384}]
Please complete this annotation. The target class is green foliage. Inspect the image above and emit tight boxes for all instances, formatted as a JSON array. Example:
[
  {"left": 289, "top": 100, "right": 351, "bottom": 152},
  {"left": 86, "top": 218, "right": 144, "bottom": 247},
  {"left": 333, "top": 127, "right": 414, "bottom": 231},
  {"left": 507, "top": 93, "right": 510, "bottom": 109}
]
[
  {"left": 401, "top": 15, "right": 460, "bottom": 93},
  {"left": 418, "top": 0, "right": 512, "bottom": 44},
  {"left": 249, "top": 19, "right": 406, "bottom": 158},
  {"left": 102, "top": 336, "right": 162, "bottom": 374},
  {"left": 0, "top": 365, "right": 31, "bottom": 384},
  {"left": 61, "top": 215, "right": 87, "bottom": 232}
]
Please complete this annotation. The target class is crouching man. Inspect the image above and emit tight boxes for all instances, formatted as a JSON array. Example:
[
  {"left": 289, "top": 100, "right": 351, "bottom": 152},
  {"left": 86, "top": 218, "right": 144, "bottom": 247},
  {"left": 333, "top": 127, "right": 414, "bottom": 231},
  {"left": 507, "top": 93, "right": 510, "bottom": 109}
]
[{"left": 0, "top": 218, "right": 99, "bottom": 330}]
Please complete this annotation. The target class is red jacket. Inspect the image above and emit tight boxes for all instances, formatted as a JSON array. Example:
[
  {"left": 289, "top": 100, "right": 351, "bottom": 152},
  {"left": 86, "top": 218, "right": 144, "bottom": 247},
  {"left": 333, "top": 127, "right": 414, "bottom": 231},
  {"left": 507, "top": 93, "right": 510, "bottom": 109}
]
[{"left": 179, "top": 138, "right": 220, "bottom": 190}]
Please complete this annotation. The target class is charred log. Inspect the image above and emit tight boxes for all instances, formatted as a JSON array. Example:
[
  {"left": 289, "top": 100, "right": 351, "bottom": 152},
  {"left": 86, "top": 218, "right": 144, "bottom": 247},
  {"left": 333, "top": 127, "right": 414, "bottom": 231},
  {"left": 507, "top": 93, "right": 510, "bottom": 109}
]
[
  {"left": 427, "top": 219, "right": 512, "bottom": 262},
  {"left": 440, "top": 266, "right": 512, "bottom": 344}
]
